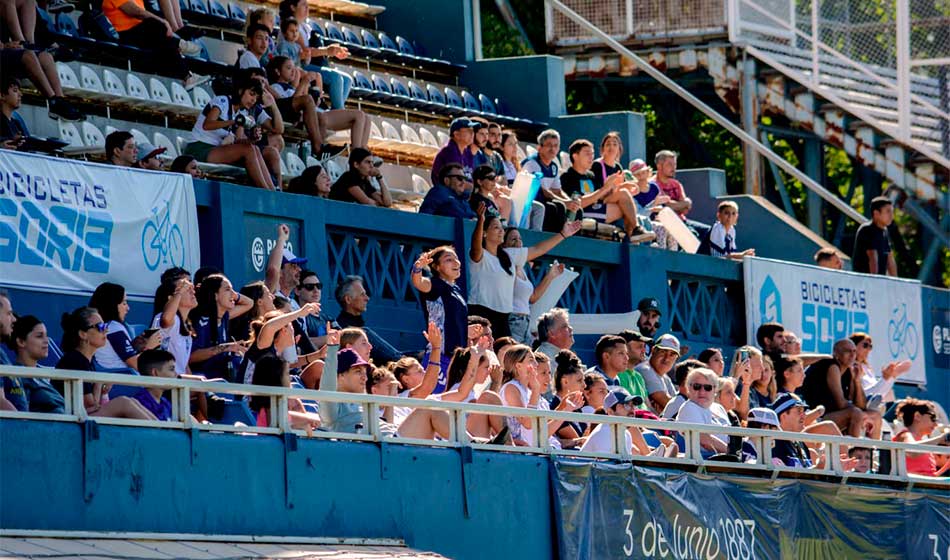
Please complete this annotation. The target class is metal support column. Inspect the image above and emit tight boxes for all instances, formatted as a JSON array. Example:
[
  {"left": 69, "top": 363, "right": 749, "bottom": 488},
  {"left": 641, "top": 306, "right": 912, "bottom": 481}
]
[
  {"left": 741, "top": 56, "right": 762, "bottom": 195},
  {"left": 804, "top": 138, "right": 824, "bottom": 236}
]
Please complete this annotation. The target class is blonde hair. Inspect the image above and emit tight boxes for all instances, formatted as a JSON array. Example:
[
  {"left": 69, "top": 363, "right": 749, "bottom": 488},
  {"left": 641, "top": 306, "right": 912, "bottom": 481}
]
[
  {"left": 502, "top": 344, "right": 534, "bottom": 384},
  {"left": 340, "top": 327, "right": 367, "bottom": 348}
]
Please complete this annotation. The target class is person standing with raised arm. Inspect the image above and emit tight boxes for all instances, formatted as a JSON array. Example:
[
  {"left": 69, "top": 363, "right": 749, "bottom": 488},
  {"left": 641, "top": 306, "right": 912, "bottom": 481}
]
[{"left": 468, "top": 203, "right": 580, "bottom": 338}]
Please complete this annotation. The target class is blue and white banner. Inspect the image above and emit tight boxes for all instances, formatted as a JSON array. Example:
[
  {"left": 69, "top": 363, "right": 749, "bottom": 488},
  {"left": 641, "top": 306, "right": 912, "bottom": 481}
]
[
  {"left": 743, "top": 257, "right": 925, "bottom": 385},
  {"left": 0, "top": 150, "right": 199, "bottom": 299},
  {"left": 552, "top": 459, "right": 950, "bottom": 560}
]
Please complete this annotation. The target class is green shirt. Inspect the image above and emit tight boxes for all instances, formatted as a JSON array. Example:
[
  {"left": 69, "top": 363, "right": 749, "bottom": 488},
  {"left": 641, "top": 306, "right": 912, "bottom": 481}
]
[{"left": 617, "top": 369, "right": 650, "bottom": 410}]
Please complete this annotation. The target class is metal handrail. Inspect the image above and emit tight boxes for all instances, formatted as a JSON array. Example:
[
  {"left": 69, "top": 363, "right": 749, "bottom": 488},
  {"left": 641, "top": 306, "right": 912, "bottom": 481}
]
[
  {"left": 2, "top": 365, "right": 948, "bottom": 488},
  {"left": 544, "top": 0, "right": 867, "bottom": 225}
]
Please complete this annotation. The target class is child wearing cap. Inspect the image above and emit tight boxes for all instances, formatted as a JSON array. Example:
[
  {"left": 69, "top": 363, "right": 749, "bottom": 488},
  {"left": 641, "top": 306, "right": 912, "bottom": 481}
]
[{"left": 580, "top": 389, "right": 668, "bottom": 457}]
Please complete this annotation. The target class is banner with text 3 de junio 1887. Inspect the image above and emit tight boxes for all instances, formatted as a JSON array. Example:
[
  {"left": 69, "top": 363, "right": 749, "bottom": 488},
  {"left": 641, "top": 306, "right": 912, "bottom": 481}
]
[
  {"left": 0, "top": 150, "right": 199, "bottom": 299},
  {"left": 743, "top": 256, "right": 925, "bottom": 385}
]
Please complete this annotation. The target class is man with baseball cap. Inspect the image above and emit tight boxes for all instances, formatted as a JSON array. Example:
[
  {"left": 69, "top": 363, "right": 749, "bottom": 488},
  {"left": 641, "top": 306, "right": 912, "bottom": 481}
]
[
  {"left": 617, "top": 329, "right": 653, "bottom": 407},
  {"left": 770, "top": 393, "right": 816, "bottom": 468},
  {"left": 136, "top": 142, "right": 167, "bottom": 171},
  {"left": 266, "top": 224, "right": 307, "bottom": 311},
  {"left": 636, "top": 297, "right": 662, "bottom": 338},
  {"left": 581, "top": 389, "right": 667, "bottom": 456},
  {"left": 636, "top": 333, "right": 680, "bottom": 414},
  {"left": 319, "top": 344, "right": 371, "bottom": 433},
  {"left": 431, "top": 117, "right": 475, "bottom": 184}
]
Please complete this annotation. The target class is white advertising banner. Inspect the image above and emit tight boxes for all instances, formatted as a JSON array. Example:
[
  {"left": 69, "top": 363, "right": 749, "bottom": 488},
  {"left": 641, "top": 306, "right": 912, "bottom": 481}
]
[
  {"left": 743, "top": 256, "right": 926, "bottom": 385},
  {"left": 0, "top": 150, "right": 200, "bottom": 299}
]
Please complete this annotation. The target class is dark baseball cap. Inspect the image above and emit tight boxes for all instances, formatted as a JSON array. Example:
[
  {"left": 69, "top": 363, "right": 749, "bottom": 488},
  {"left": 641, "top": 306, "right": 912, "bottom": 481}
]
[
  {"left": 336, "top": 348, "right": 370, "bottom": 374},
  {"left": 637, "top": 297, "right": 661, "bottom": 314},
  {"left": 449, "top": 117, "right": 474, "bottom": 134},
  {"left": 604, "top": 389, "right": 643, "bottom": 409},
  {"left": 771, "top": 392, "right": 807, "bottom": 415}
]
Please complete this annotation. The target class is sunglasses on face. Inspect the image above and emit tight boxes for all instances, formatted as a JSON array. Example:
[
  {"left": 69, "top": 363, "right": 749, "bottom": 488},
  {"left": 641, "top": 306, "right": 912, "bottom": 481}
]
[
  {"left": 862, "top": 342, "right": 873, "bottom": 349},
  {"left": 300, "top": 282, "right": 322, "bottom": 291},
  {"left": 86, "top": 322, "right": 108, "bottom": 332},
  {"left": 691, "top": 383, "right": 714, "bottom": 392},
  {"left": 445, "top": 174, "right": 466, "bottom": 181}
]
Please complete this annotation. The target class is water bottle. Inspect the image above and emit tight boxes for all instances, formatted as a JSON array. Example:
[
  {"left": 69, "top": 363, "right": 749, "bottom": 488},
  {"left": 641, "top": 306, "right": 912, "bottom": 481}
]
[{"left": 565, "top": 193, "right": 581, "bottom": 222}]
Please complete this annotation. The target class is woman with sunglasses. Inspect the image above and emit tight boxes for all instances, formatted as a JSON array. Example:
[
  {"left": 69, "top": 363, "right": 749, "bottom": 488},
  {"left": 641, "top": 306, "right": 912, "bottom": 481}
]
[
  {"left": 89, "top": 282, "right": 162, "bottom": 373},
  {"left": 469, "top": 164, "right": 512, "bottom": 225},
  {"left": 675, "top": 367, "right": 729, "bottom": 454},
  {"left": 892, "top": 398, "right": 950, "bottom": 477},
  {"left": 56, "top": 307, "right": 156, "bottom": 419},
  {"left": 850, "top": 332, "right": 909, "bottom": 405}
]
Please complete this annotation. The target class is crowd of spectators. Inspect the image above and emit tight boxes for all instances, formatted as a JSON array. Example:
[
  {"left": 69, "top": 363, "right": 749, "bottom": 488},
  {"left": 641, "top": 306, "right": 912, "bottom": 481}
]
[
  {"left": 0, "top": 0, "right": 936, "bottom": 478},
  {"left": 2, "top": 247, "right": 946, "bottom": 475}
]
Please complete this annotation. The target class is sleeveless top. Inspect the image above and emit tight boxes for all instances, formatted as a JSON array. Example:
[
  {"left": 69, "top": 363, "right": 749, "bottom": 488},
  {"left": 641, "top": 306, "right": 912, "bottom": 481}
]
[
  {"left": 501, "top": 379, "right": 534, "bottom": 446},
  {"left": 893, "top": 429, "right": 937, "bottom": 476}
]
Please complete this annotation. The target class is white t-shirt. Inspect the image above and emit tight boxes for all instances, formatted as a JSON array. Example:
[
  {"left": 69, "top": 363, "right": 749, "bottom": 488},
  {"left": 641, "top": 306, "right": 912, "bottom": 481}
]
[
  {"left": 708, "top": 222, "right": 736, "bottom": 257},
  {"left": 581, "top": 421, "right": 632, "bottom": 454},
  {"left": 190, "top": 95, "right": 235, "bottom": 146},
  {"left": 661, "top": 393, "right": 687, "bottom": 419},
  {"left": 151, "top": 313, "right": 192, "bottom": 374},
  {"left": 675, "top": 400, "right": 730, "bottom": 444},
  {"left": 272, "top": 82, "right": 295, "bottom": 99},
  {"left": 511, "top": 266, "right": 534, "bottom": 315},
  {"left": 95, "top": 320, "right": 136, "bottom": 370},
  {"left": 468, "top": 246, "right": 529, "bottom": 313},
  {"left": 238, "top": 50, "right": 262, "bottom": 69}
]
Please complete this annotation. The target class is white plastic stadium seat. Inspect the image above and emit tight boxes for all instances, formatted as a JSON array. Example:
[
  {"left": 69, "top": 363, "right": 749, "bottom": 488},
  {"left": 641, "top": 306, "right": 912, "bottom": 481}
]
[
  {"left": 170, "top": 82, "right": 194, "bottom": 109},
  {"left": 306, "top": 155, "right": 319, "bottom": 168},
  {"left": 176, "top": 136, "right": 189, "bottom": 154},
  {"left": 418, "top": 127, "right": 439, "bottom": 149},
  {"left": 126, "top": 74, "right": 150, "bottom": 103},
  {"left": 149, "top": 78, "right": 173, "bottom": 104},
  {"left": 192, "top": 87, "right": 211, "bottom": 109},
  {"left": 526, "top": 145, "right": 537, "bottom": 159},
  {"left": 56, "top": 62, "right": 79, "bottom": 88},
  {"left": 78, "top": 65, "right": 105, "bottom": 95},
  {"left": 129, "top": 128, "right": 150, "bottom": 147},
  {"left": 105, "top": 125, "right": 118, "bottom": 136},
  {"left": 153, "top": 131, "right": 178, "bottom": 159},
  {"left": 369, "top": 121, "right": 383, "bottom": 139},
  {"left": 379, "top": 121, "right": 402, "bottom": 149},
  {"left": 57, "top": 121, "right": 82, "bottom": 148},
  {"left": 102, "top": 69, "right": 127, "bottom": 97},
  {"left": 436, "top": 131, "right": 449, "bottom": 146},
  {"left": 411, "top": 174, "right": 430, "bottom": 194},
  {"left": 324, "top": 158, "right": 344, "bottom": 183},
  {"left": 80, "top": 122, "right": 105, "bottom": 149},
  {"left": 516, "top": 144, "right": 526, "bottom": 161},
  {"left": 284, "top": 152, "right": 306, "bottom": 177},
  {"left": 559, "top": 151, "right": 570, "bottom": 170}
]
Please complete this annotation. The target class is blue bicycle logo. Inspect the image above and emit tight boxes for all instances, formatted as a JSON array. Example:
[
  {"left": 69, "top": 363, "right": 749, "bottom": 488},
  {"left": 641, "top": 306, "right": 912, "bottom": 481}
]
[
  {"left": 887, "top": 303, "right": 918, "bottom": 360},
  {"left": 141, "top": 201, "right": 185, "bottom": 271}
]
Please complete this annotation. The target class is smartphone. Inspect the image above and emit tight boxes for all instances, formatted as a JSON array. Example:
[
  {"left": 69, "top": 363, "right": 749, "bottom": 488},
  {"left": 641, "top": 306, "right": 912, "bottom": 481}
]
[
  {"left": 142, "top": 328, "right": 160, "bottom": 338},
  {"left": 739, "top": 349, "right": 749, "bottom": 362}
]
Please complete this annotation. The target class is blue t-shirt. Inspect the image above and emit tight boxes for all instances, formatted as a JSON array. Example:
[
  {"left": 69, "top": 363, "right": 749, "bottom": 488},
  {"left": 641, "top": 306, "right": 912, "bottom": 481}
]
[
  {"left": 191, "top": 312, "right": 235, "bottom": 380},
  {"left": 2, "top": 375, "right": 27, "bottom": 411},
  {"left": 16, "top": 364, "right": 65, "bottom": 414},
  {"left": 634, "top": 182, "right": 660, "bottom": 208},
  {"left": 420, "top": 276, "right": 468, "bottom": 387},
  {"left": 130, "top": 388, "right": 172, "bottom": 421},
  {"left": 772, "top": 438, "right": 812, "bottom": 467},
  {"left": 419, "top": 184, "right": 476, "bottom": 219},
  {"left": 521, "top": 154, "right": 560, "bottom": 202}
]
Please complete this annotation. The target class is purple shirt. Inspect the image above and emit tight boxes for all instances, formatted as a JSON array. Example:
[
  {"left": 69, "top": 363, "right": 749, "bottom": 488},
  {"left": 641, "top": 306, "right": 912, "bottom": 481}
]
[
  {"left": 431, "top": 141, "right": 475, "bottom": 184},
  {"left": 131, "top": 388, "right": 172, "bottom": 421}
]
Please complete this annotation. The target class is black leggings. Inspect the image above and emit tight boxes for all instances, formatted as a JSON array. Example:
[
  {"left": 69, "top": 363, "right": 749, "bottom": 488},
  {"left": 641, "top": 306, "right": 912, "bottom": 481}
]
[{"left": 468, "top": 304, "right": 511, "bottom": 339}]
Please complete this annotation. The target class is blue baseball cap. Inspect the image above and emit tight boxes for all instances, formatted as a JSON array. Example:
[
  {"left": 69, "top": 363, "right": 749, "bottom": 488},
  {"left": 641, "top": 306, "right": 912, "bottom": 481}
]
[
  {"left": 449, "top": 117, "right": 474, "bottom": 134},
  {"left": 771, "top": 392, "right": 807, "bottom": 415}
]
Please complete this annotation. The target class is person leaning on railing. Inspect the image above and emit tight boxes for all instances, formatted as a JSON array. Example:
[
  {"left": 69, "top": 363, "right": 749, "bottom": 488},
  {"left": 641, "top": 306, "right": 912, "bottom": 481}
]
[
  {"left": 674, "top": 368, "right": 731, "bottom": 455},
  {"left": 8, "top": 315, "right": 64, "bottom": 414},
  {"left": 892, "top": 398, "right": 950, "bottom": 477},
  {"left": 54, "top": 307, "right": 156, "bottom": 420}
]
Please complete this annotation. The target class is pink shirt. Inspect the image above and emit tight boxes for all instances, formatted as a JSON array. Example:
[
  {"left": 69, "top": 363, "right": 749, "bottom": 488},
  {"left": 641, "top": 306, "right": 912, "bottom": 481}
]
[{"left": 654, "top": 177, "right": 687, "bottom": 217}]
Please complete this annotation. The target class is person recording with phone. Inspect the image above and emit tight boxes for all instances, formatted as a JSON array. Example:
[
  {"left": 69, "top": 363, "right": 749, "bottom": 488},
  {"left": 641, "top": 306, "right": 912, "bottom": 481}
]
[{"left": 183, "top": 76, "right": 280, "bottom": 190}]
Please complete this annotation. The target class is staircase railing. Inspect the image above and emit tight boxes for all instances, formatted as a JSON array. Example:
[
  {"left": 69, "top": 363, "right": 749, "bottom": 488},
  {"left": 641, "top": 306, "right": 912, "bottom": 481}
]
[{"left": 729, "top": 0, "right": 950, "bottom": 168}]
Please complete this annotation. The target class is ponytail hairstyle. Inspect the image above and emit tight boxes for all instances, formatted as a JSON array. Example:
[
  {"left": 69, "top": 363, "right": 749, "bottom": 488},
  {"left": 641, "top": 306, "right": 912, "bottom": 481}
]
[
  {"left": 482, "top": 215, "right": 512, "bottom": 275},
  {"left": 60, "top": 307, "right": 99, "bottom": 352},
  {"left": 772, "top": 356, "right": 803, "bottom": 392},
  {"left": 444, "top": 347, "right": 474, "bottom": 391},
  {"left": 88, "top": 282, "right": 126, "bottom": 326},
  {"left": 554, "top": 349, "right": 582, "bottom": 392},
  {"left": 390, "top": 356, "right": 422, "bottom": 390},
  {"left": 249, "top": 354, "right": 288, "bottom": 413}
]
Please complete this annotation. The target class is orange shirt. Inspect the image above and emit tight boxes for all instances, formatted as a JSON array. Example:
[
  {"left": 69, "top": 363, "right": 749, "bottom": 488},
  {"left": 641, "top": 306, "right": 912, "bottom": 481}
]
[{"left": 102, "top": 0, "right": 144, "bottom": 33}]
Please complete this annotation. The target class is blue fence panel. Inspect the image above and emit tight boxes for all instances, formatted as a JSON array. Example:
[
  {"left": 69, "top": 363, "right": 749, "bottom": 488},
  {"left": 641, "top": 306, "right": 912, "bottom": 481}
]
[
  {"left": 667, "top": 274, "right": 745, "bottom": 346},
  {"left": 524, "top": 257, "right": 610, "bottom": 315}
]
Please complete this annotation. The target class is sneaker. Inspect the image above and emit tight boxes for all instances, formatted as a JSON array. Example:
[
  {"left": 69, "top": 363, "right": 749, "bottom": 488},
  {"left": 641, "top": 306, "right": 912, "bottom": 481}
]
[
  {"left": 179, "top": 39, "right": 202, "bottom": 57},
  {"left": 647, "top": 443, "right": 666, "bottom": 457},
  {"left": 45, "top": 43, "right": 76, "bottom": 62},
  {"left": 316, "top": 143, "right": 346, "bottom": 162},
  {"left": 184, "top": 72, "right": 211, "bottom": 91},
  {"left": 627, "top": 227, "right": 657, "bottom": 244},
  {"left": 46, "top": 0, "right": 75, "bottom": 14},
  {"left": 48, "top": 97, "right": 84, "bottom": 122},
  {"left": 488, "top": 425, "right": 512, "bottom": 446}
]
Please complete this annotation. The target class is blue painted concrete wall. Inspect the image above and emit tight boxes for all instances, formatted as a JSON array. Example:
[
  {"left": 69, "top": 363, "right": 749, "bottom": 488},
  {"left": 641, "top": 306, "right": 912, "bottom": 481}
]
[
  {"left": 0, "top": 419, "right": 553, "bottom": 559},
  {"left": 553, "top": 111, "right": 647, "bottom": 164},
  {"left": 374, "top": 0, "right": 474, "bottom": 63},
  {"left": 462, "top": 55, "right": 567, "bottom": 124}
]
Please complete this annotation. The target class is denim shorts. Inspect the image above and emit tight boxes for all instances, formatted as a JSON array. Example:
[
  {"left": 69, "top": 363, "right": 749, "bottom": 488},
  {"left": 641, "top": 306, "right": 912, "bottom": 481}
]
[{"left": 508, "top": 313, "right": 531, "bottom": 345}]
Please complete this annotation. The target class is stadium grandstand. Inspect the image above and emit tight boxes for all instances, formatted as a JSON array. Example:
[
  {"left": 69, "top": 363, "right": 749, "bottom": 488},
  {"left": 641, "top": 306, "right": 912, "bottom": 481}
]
[{"left": 1, "top": 0, "right": 949, "bottom": 557}]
